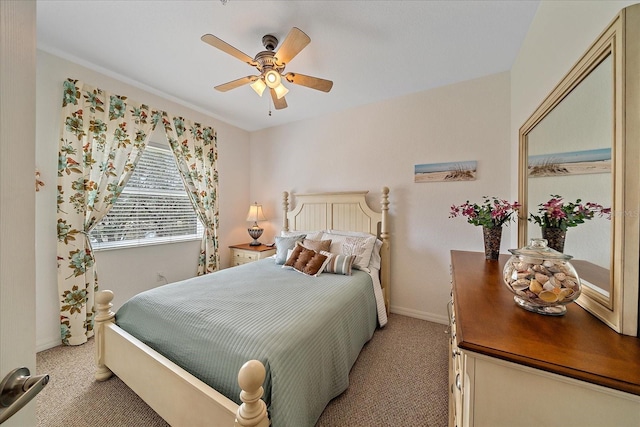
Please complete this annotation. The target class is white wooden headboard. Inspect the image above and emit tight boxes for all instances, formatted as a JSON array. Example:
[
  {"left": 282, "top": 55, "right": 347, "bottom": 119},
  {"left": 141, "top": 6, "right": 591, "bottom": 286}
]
[{"left": 282, "top": 188, "right": 390, "bottom": 315}]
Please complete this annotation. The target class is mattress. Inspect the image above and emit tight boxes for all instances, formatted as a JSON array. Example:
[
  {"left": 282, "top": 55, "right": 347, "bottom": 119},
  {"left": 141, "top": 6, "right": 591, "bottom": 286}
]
[{"left": 115, "top": 258, "right": 379, "bottom": 426}]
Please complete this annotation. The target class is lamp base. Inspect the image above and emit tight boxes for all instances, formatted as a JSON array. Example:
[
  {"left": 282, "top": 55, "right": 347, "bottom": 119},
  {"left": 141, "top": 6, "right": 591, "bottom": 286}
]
[{"left": 248, "top": 227, "right": 263, "bottom": 246}]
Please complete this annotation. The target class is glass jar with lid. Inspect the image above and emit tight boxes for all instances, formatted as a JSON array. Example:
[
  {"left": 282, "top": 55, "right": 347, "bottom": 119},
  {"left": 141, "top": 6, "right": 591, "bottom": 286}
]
[{"left": 503, "top": 238, "right": 581, "bottom": 316}]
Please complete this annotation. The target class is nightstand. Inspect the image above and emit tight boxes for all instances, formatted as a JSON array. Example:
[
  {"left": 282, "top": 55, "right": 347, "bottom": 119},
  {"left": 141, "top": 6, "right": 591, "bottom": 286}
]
[{"left": 229, "top": 243, "right": 276, "bottom": 267}]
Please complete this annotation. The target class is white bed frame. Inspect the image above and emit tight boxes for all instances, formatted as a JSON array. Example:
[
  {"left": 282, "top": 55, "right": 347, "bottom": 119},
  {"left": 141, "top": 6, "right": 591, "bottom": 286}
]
[{"left": 94, "top": 188, "right": 390, "bottom": 426}]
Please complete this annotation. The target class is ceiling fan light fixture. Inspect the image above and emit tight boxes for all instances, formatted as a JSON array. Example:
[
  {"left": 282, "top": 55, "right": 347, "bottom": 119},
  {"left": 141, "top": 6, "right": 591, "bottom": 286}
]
[
  {"left": 264, "top": 70, "right": 281, "bottom": 88},
  {"left": 273, "top": 83, "right": 289, "bottom": 99},
  {"left": 250, "top": 78, "right": 266, "bottom": 96}
]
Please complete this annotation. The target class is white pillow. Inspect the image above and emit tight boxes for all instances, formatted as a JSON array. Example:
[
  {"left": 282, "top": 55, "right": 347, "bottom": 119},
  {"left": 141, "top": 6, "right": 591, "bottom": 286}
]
[
  {"left": 327, "top": 230, "right": 382, "bottom": 271},
  {"left": 321, "top": 231, "right": 376, "bottom": 272},
  {"left": 281, "top": 230, "right": 324, "bottom": 240},
  {"left": 370, "top": 238, "right": 383, "bottom": 271}
]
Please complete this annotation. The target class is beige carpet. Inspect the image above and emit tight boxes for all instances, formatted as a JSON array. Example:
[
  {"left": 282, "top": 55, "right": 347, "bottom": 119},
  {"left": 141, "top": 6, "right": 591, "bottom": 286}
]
[{"left": 36, "top": 314, "right": 449, "bottom": 426}]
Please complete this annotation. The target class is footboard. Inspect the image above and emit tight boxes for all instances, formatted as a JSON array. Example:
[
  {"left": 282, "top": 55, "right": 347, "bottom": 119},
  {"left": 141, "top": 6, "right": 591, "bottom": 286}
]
[{"left": 94, "top": 290, "right": 269, "bottom": 427}]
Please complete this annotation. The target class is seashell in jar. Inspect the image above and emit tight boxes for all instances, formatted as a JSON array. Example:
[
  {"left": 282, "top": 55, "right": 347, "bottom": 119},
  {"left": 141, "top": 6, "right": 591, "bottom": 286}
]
[
  {"left": 546, "top": 264, "right": 562, "bottom": 274},
  {"left": 542, "top": 260, "right": 554, "bottom": 268},
  {"left": 531, "top": 264, "right": 548, "bottom": 273},
  {"left": 517, "top": 272, "right": 532, "bottom": 280},
  {"left": 511, "top": 279, "right": 531, "bottom": 291},
  {"left": 564, "top": 279, "right": 578, "bottom": 289},
  {"left": 543, "top": 281, "right": 556, "bottom": 292},
  {"left": 554, "top": 272, "right": 567, "bottom": 282},
  {"left": 538, "top": 290, "right": 559, "bottom": 303},
  {"left": 534, "top": 272, "right": 550, "bottom": 284},
  {"left": 513, "top": 261, "right": 529, "bottom": 271},
  {"left": 557, "top": 288, "right": 574, "bottom": 301},
  {"left": 529, "top": 279, "right": 543, "bottom": 294}
]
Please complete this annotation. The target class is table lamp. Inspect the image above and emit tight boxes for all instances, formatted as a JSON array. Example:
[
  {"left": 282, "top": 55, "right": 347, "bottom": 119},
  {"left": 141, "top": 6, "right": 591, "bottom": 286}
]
[{"left": 246, "top": 202, "right": 266, "bottom": 246}]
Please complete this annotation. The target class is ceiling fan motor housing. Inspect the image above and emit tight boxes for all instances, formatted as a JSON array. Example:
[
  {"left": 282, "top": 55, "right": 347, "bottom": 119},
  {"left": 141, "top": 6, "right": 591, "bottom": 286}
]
[
  {"left": 262, "top": 34, "right": 278, "bottom": 51},
  {"left": 254, "top": 50, "right": 285, "bottom": 74}
]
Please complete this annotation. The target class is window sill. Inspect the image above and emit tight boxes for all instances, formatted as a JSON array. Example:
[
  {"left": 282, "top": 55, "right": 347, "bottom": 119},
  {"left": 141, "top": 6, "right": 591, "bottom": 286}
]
[{"left": 91, "top": 234, "right": 202, "bottom": 252}]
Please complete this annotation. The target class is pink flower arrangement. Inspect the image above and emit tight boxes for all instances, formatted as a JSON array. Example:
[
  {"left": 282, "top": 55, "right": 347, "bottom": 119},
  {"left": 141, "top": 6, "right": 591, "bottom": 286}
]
[
  {"left": 450, "top": 196, "right": 521, "bottom": 229},
  {"left": 529, "top": 195, "right": 611, "bottom": 231}
]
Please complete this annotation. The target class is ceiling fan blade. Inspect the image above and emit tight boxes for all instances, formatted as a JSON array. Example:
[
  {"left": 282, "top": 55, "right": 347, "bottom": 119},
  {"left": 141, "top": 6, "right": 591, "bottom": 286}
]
[
  {"left": 214, "top": 76, "right": 258, "bottom": 92},
  {"left": 274, "top": 27, "right": 310, "bottom": 66},
  {"left": 284, "top": 73, "right": 333, "bottom": 92},
  {"left": 201, "top": 34, "right": 258, "bottom": 67},
  {"left": 270, "top": 88, "right": 288, "bottom": 110}
]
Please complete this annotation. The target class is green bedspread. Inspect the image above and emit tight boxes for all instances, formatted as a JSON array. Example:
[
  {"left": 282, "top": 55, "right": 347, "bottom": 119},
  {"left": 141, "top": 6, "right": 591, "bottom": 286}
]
[{"left": 115, "top": 258, "right": 378, "bottom": 427}]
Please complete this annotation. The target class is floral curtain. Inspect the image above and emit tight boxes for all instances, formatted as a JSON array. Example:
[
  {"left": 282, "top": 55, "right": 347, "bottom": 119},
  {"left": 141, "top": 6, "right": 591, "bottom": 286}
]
[
  {"left": 57, "top": 79, "right": 159, "bottom": 345},
  {"left": 161, "top": 114, "right": 220, "bottom": 274}
]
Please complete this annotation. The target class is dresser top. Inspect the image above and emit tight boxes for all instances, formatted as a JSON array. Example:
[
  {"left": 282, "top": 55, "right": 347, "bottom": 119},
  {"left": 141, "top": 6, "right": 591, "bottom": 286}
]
[{"left": 451, "top": 250, "right": 640, "bottom": 396}]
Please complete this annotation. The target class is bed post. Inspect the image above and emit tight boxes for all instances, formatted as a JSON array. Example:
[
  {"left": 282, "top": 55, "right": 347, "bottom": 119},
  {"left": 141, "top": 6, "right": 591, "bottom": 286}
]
[
  {"left": 94, "top": 290, "right": 115, "bottom": 381},
  {"left": 235, "top": 360, "right": 270, "bottom": 427},
  {"left": 380, "top": 187, "right": 391, "bottom": 316},
  {"left": 282, "top": 191, "right": 289, "bottom": 232}
]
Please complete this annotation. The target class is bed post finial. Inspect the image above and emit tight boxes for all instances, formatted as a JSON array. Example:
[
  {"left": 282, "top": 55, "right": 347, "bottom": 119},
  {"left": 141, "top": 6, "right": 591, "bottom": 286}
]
[
  {"left": 380, "top": 187, "right": 389, "bottom": 241},
  {"left": 94, "top": 290, "right": 115, "bottom": 381},
  {"left": 235, "top": 360, "right": 270, "bottom": 427},
  {"left": 282, "top": 191, "right": 289, "bottom": 232},
  {"left": 380, "top": 187, "right": 391, "bottom": 316}
]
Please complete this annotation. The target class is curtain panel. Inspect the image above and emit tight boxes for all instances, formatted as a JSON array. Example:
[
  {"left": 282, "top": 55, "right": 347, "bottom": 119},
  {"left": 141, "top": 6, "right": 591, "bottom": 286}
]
[
  {"left": 57, "top": 79, "right": 159, "bottom": 345},
  {"left": 161, "top": 114, "right": 220, "bottom": 274},
  {"left": 57, "top": 79, "right": 221, "bottom": 345}
]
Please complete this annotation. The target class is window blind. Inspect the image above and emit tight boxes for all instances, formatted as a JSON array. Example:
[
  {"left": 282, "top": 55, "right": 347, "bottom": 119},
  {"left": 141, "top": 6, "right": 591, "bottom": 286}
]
[{"left": 90, "top": 144, "right": 203, "bottom": 250}]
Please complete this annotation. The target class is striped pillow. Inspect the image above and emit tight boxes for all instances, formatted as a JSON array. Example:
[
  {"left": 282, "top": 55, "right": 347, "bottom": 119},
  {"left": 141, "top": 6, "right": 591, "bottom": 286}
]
[{"left": 321, "top": 251, "right": 355, "bottom": 275}]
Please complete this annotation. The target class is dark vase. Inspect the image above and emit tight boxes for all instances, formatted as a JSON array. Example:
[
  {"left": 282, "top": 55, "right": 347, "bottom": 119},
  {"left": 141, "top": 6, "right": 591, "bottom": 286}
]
[
  {"left": 542, "top": 227, "right": 566, "bottom": 253},
  {"left": 482, "top": 226, "right": 502, "bottom": 261}
]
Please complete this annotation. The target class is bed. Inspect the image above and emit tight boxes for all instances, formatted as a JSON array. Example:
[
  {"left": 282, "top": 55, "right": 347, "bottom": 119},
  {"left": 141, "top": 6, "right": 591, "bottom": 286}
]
[{"left": 94, "top": 188, "right": 390, "bottom": 426}]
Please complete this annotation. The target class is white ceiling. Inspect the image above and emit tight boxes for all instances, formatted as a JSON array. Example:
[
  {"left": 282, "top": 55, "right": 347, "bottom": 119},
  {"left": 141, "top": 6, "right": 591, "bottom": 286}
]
[{"left": 36, "top": 0, "right": 539, "bottom": 132}]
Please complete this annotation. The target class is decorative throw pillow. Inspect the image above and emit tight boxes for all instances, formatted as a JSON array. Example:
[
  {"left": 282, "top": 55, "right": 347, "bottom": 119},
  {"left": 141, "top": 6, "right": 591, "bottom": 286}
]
[
  {"left": 274, "top": 235, "right": 306, "bottom": 265},
  {"left": 284, "top": 244, "right": 329, "bottom": 277},
  {"left": 321, "top": 251, "right": 355, "bottom": 275},
  {"left": 321, "top": 232, "right": 376, "bottom": 272},
  {"left": 301, "top": 239, "right": 331, "bottom": 253}
]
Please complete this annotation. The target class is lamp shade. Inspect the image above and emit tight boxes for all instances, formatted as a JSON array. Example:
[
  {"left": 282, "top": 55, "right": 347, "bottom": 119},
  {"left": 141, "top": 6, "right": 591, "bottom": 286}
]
[
  {"left": 273, "top": 83, "right": 289, "bottom": 99},
  {"left": 250, "top": 78, "right": 266, "bottom": 96},
  {"left": 246, "top": 203, "right": 266, "bottom": 223}
]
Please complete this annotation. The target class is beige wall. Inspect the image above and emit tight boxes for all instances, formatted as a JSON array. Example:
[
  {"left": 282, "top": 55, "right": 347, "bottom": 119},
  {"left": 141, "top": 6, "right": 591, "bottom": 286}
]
[
  {"left": 35, "top": 51, "right": 252, "bottom": 350},
  {"left": 250, "top": 72, "right": 512, "bottom": 322}
]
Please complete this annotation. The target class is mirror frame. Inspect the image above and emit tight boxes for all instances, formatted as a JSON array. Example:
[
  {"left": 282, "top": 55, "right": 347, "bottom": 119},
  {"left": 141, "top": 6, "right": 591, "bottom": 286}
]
[{"left": 518, "top": 5, "right": 640, "bottom": 336}]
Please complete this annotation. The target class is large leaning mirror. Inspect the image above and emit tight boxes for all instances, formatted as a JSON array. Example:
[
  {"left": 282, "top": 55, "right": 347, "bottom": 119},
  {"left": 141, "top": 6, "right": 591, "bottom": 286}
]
[{"left": 518, "top": 4, "right": 640, "bottom": 336}]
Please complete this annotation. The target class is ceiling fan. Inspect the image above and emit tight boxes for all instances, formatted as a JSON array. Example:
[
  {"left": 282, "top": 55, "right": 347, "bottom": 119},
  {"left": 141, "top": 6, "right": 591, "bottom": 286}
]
[{"left": 201, "top": 27, "right": 333, "bottom": 110}]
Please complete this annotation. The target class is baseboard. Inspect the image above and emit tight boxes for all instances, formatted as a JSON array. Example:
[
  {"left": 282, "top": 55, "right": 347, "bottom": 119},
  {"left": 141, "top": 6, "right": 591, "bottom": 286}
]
[
  {"left": 390, "top": 305, "right": 448, "bottom": 325},
  {"left": 37, "top": 337, "right": 62, "bottom": 353}
]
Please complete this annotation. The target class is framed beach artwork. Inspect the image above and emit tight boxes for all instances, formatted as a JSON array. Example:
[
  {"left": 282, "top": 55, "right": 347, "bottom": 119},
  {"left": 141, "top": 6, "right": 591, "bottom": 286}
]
[
  {"left": 414, "top": 160, "right": 477, "bottom": 183},
  {"left": 528, "top": 148, "right": 611, "bottom": 177}
]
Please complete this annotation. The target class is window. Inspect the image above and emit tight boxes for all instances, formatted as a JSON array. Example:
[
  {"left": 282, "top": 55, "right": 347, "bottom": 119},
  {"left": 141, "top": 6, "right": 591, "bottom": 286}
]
[{"left": 89, "top": 141, "right": 203, "bottom": 250}]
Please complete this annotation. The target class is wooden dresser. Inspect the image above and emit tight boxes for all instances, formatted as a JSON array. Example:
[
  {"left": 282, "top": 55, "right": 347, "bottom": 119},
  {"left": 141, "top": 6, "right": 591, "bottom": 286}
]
[{"left": 449, "top": 250, "right": 640, "bottom": 427}]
